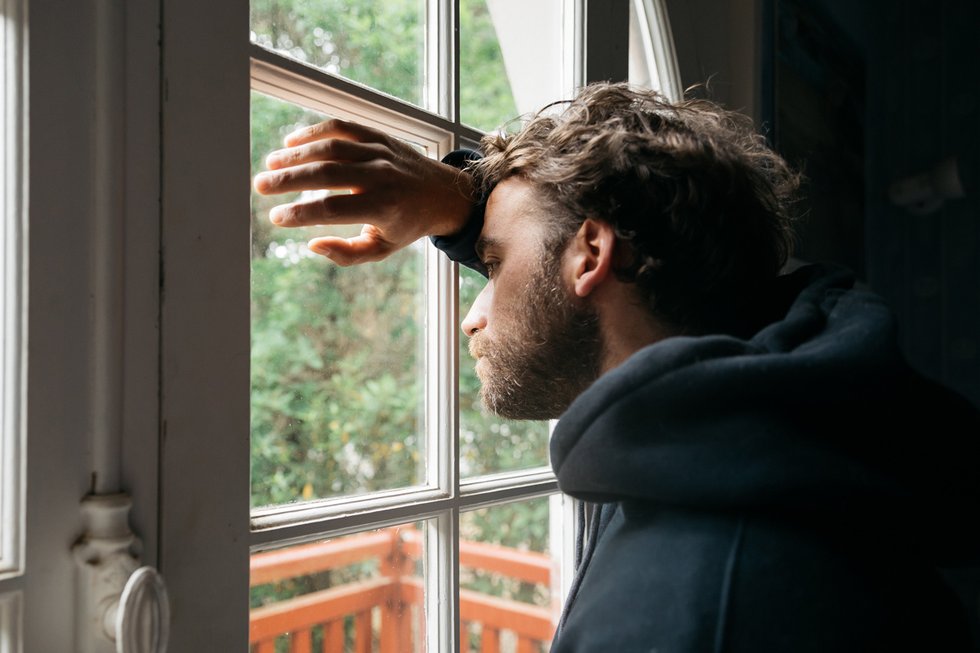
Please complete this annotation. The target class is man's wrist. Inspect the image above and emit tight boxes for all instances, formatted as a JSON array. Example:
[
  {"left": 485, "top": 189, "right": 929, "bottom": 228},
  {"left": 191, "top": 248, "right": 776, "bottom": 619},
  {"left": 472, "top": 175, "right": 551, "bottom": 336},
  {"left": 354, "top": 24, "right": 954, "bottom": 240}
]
[
  {"left": 430, "top": 149, "right": 487, "bottom": 276},
  {"left": 430, "top": 162, "right": 476, "bottom": 238}
]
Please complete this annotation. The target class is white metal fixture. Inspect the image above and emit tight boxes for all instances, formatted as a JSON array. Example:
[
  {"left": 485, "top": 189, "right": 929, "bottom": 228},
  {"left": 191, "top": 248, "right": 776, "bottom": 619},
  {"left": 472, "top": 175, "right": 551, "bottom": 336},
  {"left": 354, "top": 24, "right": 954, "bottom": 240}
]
[{"left": 72, "top": 495, "right": 170, "bottom": 653}]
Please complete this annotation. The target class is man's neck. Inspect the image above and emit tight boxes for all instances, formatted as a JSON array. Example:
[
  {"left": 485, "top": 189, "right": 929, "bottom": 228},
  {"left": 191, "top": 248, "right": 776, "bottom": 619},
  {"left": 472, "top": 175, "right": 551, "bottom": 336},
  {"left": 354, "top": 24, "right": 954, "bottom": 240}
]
[{"left": 596, "top": 283, "right": 675, "bottom": 374}]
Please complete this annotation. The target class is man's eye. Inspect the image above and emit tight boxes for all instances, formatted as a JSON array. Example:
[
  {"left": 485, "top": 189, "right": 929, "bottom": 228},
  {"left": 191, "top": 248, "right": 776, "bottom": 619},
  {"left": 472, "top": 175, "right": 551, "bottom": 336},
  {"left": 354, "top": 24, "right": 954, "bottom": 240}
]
[{"left": 484, "top": 261, "right": 499, "bottom": 277}]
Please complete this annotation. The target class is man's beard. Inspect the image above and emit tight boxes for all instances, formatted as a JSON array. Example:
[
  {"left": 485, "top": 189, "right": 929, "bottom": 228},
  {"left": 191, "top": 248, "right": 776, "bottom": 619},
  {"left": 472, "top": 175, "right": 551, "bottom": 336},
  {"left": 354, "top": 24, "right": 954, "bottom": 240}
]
[{"left": 469, "top": 252, "right": 602, "bottom": 420}]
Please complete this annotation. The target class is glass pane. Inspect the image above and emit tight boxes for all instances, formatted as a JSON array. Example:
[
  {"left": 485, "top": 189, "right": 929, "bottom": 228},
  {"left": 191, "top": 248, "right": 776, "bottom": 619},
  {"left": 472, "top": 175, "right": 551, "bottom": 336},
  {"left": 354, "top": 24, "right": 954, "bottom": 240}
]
[
  {"left": 459, "top": 497, "right": 560, "bottom": 652},
  {"left": 250, "top": 0, "right": 427, "bottom": 109},
  {"left": 458, "top": 266, "right": 549, "bottom": 477},
  {"left": 251, "top": 92, "right": 426, "bottom": 508},
  {"left": 250, "top": 522, "right": 427, "bottom": 652},
  {"left": 460, "top": 0, "right": 565, "bottom": 131}
]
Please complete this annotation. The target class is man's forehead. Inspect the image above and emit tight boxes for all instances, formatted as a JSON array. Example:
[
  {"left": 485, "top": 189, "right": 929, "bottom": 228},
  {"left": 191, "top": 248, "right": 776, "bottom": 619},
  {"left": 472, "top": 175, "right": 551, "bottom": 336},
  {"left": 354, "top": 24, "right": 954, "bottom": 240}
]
[{"left": 482, "top": 177, "right": 551, "bottom": 247}]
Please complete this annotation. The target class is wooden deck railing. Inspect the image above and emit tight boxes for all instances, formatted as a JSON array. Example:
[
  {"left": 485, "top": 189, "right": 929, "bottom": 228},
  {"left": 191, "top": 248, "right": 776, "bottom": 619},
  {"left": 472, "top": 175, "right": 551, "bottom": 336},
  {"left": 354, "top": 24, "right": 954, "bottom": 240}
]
[{"left": 249, "top": 527, "right": 555, "bottom": 652}]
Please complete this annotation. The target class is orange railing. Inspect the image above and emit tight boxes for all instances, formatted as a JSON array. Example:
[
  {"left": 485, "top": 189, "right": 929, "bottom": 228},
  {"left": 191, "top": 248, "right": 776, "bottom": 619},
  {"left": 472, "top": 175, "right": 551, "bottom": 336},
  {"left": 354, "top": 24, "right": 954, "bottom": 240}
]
[{"left": 249, "top": 527, "right": 555, "bottom": 652}]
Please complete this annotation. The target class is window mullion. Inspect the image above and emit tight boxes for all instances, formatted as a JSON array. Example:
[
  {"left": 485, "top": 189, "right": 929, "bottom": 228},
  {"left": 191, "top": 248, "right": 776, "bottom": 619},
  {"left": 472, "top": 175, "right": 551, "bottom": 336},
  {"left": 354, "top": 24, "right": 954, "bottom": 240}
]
[
  {"left": 643, "top": 0, "right": 682, "bottom": 100},
  {"left": 250, "top": 50, "right": 454, "bottom": 152},
  {"left": 428, "top": 511, "right": 460, "bottom": 652},
  {"left": 429, "top": 0, "right": 454, "bottom": 118},
  {"left": 425, "top": 227, "right": 458, "bottom": 500},
  {"left": 448, "top": 0, "right": 462, "bottom": 651}
]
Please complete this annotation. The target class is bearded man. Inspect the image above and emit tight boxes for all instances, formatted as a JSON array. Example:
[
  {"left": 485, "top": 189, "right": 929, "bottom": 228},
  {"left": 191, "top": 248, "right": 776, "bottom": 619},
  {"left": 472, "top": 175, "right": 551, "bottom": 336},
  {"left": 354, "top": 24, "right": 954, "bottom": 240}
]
[{"left": 255, "top": 83, "right": 980, "bottom": 651}]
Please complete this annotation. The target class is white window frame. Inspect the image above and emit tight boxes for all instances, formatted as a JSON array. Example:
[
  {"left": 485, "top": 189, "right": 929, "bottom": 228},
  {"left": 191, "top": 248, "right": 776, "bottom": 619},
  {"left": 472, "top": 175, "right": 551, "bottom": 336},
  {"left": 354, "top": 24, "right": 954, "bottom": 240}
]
[
  {"left": 630, "top": 0, "right": 682, "bottom": 100},
  {"left": 0, "top": 0, "right": 27, "bottom": 583}
]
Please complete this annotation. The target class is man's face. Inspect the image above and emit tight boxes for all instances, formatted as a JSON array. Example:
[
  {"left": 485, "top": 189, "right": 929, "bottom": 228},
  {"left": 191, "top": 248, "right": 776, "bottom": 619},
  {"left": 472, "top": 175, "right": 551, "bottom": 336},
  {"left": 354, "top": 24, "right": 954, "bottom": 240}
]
[{"left": 461, "top": 178, "right": 602, "bottom": 420}]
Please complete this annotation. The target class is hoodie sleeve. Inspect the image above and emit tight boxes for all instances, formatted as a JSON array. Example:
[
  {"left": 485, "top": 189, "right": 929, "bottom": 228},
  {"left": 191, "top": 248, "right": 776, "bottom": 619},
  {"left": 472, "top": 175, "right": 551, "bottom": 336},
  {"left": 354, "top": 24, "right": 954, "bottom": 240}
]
[{"left": 429, "top": 149, "right": 488, "bottom": 277}]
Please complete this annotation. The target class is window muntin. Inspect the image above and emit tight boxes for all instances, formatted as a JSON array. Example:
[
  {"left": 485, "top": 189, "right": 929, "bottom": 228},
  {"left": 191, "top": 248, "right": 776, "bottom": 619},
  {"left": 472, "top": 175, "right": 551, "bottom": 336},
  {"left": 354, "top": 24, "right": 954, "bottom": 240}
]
[{"left": 0, "top": 0, "right": 27, "bottom": 581}]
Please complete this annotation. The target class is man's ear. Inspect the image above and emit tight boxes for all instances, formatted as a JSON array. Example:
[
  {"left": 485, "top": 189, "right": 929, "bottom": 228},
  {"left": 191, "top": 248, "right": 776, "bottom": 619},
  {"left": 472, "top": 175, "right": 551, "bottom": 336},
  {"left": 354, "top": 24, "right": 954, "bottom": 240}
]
[{"left": 566, "top": 218, "right": 617, "bottom": 298}]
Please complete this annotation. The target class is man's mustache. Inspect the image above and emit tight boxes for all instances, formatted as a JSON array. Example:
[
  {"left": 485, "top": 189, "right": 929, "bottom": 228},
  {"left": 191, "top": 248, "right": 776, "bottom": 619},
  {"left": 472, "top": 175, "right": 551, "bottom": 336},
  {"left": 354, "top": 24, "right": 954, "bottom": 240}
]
[{"left": 468, "top": 335, "right": 488, "bottom": 360}]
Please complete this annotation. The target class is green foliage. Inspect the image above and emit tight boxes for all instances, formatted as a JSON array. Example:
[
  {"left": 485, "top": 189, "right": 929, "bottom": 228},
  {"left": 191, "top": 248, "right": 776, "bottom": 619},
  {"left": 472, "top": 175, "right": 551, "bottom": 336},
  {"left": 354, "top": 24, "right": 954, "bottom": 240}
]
[
  {"left": 251, "top": 0, "right": 425, "bottom": 105},
  {"left": 251, "top": 246, "right": 424, "bottom": 505},
  {"left": 459, "top": 0, "right": 519, "bottom": 131}
]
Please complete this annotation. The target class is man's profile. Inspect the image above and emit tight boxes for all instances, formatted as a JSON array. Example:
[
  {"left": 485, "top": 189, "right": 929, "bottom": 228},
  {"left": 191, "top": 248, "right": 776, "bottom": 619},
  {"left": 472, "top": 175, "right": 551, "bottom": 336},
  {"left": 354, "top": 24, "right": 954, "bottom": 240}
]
[{"left": 255, "top": 82, "right": 980, "bottom": 651}]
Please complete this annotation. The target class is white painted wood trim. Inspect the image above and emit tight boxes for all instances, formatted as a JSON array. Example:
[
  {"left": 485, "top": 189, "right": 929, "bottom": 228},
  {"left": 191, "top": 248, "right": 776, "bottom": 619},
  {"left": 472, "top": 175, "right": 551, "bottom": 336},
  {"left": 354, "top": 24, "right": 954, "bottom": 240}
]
[
  {"left": 250, "top": 45, "right": 460, "bottom": 153},
  {"left": 160, "top": 0, "right": 250, "bottom": 647},
  {"left": 0, "top": 0, "right": 28, "bottom": 581},
  {"left": 249, "top": 468, "right": 558, "bottom": 545},
  {"left": 428, "top": 246, "right": 458, "bottom": 500},
  {"left": 428, "top": 0, "right": 454, "bottom": 118},
  {"left": 644, "top": 0, "right": 682, "bottom": 100},
  {"left": 89, "top": 0, "right": 126, "bottom": 496}
]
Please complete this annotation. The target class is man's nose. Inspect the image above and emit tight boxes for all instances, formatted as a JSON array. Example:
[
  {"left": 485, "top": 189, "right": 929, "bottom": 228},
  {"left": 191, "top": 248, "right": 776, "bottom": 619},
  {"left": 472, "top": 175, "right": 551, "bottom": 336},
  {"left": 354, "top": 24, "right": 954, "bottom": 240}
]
[{"left": 461, "top": 283, "right": 492, "bottom": 337}]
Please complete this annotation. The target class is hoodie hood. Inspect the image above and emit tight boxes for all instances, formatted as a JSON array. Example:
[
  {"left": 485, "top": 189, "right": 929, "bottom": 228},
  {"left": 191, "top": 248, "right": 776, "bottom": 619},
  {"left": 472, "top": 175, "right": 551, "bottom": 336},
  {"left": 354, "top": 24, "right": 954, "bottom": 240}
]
[{"left": 551, "top": 263, "right": 980, "bottom": 564}]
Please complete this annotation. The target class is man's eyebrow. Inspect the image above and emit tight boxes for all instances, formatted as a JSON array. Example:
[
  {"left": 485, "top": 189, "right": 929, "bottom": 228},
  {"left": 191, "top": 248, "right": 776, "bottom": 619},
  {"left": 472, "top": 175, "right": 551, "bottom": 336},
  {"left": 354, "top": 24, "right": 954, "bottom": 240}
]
[{"left": 475, "top": 235, "right": 501, "bottom": 260}]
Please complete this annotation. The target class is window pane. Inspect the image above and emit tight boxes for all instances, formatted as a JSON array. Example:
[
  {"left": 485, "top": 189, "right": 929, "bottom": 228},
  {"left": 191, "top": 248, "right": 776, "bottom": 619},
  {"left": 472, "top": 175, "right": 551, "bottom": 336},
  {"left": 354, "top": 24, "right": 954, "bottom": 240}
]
[
  {"left": 250, "top": 0, "right": 426, "bottom": 109},
  {"left": 250, "top": 522, "right": 427, "bottom": 652},
  {"left": 459, "top": 497, "right": 560, "bottom": 652},
  {"left": 250, "top": 92, "right": 426, "bottom": 508},
  {"left": 460, "top": 0, "right": 565, "bottom": 131},
  {"left": 458, "top": 267, "right": 549, "bottom": 477}
]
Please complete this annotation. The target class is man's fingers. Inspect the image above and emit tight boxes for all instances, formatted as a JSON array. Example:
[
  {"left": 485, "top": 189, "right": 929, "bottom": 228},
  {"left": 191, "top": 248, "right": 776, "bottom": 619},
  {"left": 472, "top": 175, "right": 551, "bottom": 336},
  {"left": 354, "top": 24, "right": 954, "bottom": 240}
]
[
  {"left": 269, "top": 192, "right": 387, "bottom": 228},
  {"left": 284, "top": 118, "right": 391, "bottom": 148},
  {"left": 254, "top": 160, "right": 388, "bottom": 196},
  {"left": 308, "top": 233, "right": 392, "bottom": 266},
  {"left": 265, "top": 139, "right": 390, "bottom": 170}
]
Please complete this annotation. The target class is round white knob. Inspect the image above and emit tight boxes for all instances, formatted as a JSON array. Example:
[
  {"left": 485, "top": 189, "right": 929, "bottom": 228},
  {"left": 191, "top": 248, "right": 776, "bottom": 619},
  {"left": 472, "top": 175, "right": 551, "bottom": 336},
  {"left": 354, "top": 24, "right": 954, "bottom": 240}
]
[{"left": 116, "top": 566, "right": 170, "bottom": 653}]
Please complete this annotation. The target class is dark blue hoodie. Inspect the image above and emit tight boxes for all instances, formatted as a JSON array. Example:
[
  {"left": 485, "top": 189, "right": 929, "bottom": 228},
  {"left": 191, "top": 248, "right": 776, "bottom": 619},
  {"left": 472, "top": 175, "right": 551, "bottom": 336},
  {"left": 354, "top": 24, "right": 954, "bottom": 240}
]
[{"left": 547, "top": 263, "right": 980, "bottom": 652}]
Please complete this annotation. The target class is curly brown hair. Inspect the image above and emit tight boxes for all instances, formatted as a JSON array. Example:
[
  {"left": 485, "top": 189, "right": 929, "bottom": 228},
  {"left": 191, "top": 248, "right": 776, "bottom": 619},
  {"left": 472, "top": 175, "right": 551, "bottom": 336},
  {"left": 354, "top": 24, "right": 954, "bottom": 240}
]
[{"left": 470, "top": 82, "right": 800, "bottom": 335}]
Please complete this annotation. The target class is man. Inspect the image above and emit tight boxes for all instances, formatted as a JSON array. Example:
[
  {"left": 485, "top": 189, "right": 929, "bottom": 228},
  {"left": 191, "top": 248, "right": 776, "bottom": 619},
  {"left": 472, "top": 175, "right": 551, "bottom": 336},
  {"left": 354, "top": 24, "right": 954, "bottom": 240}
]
[{"left": 255, "top": 83, "right": 980, "bottom": 651}]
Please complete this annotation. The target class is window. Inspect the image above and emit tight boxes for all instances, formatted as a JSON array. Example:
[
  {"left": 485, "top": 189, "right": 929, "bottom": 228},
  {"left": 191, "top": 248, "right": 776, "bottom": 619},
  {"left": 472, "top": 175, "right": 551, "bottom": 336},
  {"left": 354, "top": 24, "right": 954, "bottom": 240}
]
[
  {"left": 246, "top": 3, "right": 573, "bottom": 649},
  {"left": 158, "top": 0, "right": 678, "bottom": 649}
]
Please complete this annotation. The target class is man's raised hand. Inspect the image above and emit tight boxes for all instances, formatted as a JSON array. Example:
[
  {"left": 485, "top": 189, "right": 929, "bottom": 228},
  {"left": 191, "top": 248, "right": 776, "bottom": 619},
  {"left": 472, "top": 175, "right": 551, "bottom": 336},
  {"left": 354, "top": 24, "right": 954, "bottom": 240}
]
[{"left": 253, "top": 118, "right": 474, "bottom": 265}]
